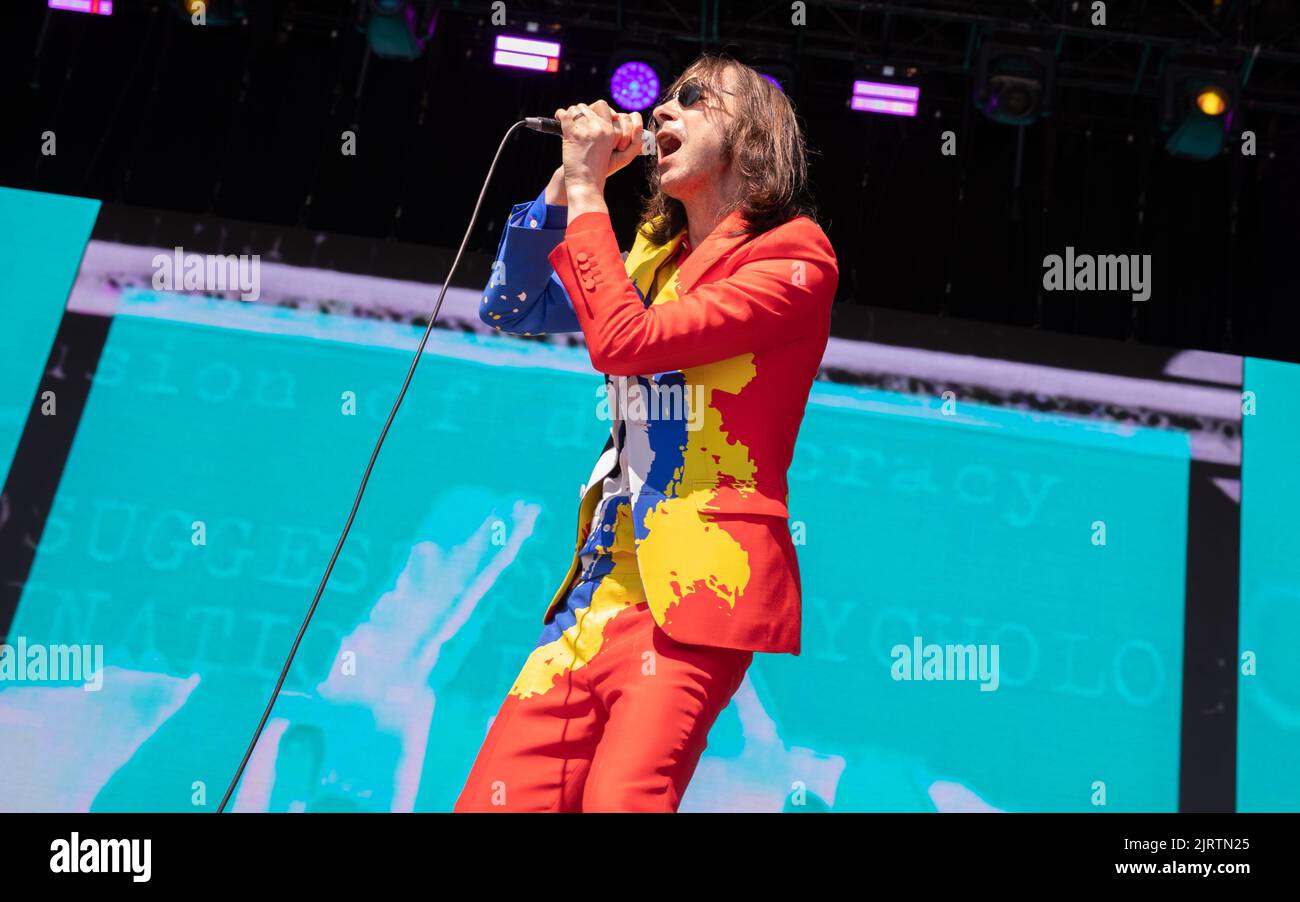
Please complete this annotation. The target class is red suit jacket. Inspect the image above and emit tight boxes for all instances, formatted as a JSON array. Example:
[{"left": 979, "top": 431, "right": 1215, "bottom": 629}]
[{"left": 540, "top": 208, "right": 838, "bottom": 655}]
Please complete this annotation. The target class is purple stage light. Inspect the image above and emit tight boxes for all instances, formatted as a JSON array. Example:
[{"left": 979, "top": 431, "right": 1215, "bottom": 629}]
[
  {"left": 610, "top": 61, "right": 661, "bottom": 111},
  {"left": 48, "top": 0, "right": 113, "bottom": 13},
  {"left": 850, "top": 96, "right": 918, "bottom": 116},
  {"left": 851, "top": 80, "right": 920, "bottom": 117},
  {"left": 761, "top": 73, "right": 784, "bottom": 92},
  {"left": 493, "top": 35, "right": 561, "bottom": 73},
  {"left": 853, "top": 80, "right": 921, "bottom": 101}
]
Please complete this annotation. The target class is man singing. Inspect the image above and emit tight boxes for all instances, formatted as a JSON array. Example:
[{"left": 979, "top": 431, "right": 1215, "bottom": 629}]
[{"left": 455, "top": 52, "right": 838, "bottom": 813}]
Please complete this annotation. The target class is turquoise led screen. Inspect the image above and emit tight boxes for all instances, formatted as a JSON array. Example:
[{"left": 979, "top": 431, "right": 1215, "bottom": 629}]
[{"left": 0, "top": 188, "right": 1276, "bottom": 813}]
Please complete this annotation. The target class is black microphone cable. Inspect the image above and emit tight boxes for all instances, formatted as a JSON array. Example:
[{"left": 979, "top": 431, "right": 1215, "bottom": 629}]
[{"left": 217, "top": 119, "right": 533, "bottom": 812}]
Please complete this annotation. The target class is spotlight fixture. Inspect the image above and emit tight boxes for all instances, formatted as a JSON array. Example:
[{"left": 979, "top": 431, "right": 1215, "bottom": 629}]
[
  {"left": 973, "top": 41, "right": 1056, "bottom": 126},
  {"left": 1196, "top": 88, "right": 1228, "bottom": 116},
  {"left": 363, "top": 0, "right": 436, "bottom": 61},
  {"left": 850, "top": 80, "right": 920, "bottom": 117},
  {"left": 607, "top": 47, "right": 670, "bottom": 111},
  {"left": 1161, "top": 65, "right": 1238, "bottom": 160},
  {"left": 493, "top": 34, "right": 561, "bottom": 72},
  {"left": 610, "top": 61, "right": 661, "bottom": 111},
  {"left": 49, "top": 0, "right": 113, "bottom": 14}
]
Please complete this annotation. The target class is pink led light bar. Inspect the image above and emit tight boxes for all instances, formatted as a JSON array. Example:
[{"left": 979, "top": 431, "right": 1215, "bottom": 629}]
[
  {"left": 493, "top": 35, "right": 561, "bottom": 73},
  {"left": 851, "top": 80, "right": 919, "bottom": 117},
  {"left": 48, "top": 0, "right": 113, "bottom": 13}
]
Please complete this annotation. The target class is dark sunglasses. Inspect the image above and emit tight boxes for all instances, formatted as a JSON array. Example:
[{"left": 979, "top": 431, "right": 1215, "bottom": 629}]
[{"left": 650, "top": 79, "right": 734, "bottom": 127}]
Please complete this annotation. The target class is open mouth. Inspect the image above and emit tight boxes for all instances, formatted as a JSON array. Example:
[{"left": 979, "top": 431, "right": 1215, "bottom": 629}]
[{"left": 656, "top": 131, "right": 683, "bottom": 159}]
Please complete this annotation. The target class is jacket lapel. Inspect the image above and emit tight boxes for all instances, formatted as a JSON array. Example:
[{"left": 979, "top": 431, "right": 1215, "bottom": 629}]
[
  {"left": 626, "top": 209, "right": 753, "bottom": 296},
  {"left": 674, "top": 209, "right": 752, "bottom": 294},
  {"left": 625, "top": 222, "right": 686, "bottom": 298}
]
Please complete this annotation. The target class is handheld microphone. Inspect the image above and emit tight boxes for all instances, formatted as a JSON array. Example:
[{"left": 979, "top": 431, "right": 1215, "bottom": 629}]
[{"left": 525, "top": 116, "right": 657, "bottom": 156}]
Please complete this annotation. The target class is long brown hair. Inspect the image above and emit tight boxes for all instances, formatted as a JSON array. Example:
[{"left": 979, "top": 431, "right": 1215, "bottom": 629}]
[{"left": 639, "top": 52, "right": 818, "bottom": 245}]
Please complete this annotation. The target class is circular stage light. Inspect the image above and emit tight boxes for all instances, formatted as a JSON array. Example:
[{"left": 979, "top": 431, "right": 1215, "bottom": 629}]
[
  {"left": 1196, "top": 87, "right": 1229, "bottom": 116},
  {"left": 610, "top": 61, "right": 661, "bottom": 111}
]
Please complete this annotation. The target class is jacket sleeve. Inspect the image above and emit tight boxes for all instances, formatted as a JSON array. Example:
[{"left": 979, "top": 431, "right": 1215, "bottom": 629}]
[
  {"left": 479, "top": 189, "right": 581, "bottom": 335},
  {"left": 548, "top": 211, "right": 837, "bottom": 376}
]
